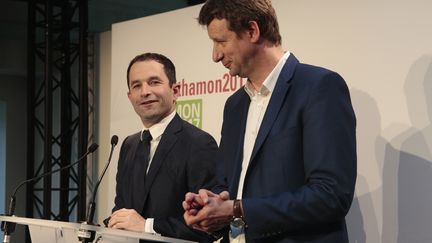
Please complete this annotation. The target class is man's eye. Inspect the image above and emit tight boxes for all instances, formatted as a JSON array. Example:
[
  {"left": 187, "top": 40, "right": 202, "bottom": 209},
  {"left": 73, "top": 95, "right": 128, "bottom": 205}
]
[{"left": 150, "top": 79, "right": 160, "bottom": 85}]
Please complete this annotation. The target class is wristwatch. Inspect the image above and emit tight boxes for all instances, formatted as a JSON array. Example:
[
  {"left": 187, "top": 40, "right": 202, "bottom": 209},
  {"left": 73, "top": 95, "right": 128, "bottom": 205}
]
[{"left": 231, "top": 199, "right": 246, "bottom": 227}]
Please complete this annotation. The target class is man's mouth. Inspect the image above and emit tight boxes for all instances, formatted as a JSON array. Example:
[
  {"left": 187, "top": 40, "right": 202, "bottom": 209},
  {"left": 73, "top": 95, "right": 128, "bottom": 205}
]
[
  {"left": 223, "top": 61, "right": 231, "bottom": 69},
  {"left": 140, "top": 100, "right": 156, "bottom": 105}
]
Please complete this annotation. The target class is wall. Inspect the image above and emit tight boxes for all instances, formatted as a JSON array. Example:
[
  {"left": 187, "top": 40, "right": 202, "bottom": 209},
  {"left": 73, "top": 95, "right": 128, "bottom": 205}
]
[
  {"left": 0, "top": 76, "right": 27, "bottom": 243},
  {"left": 0, "top": 101, "right": 5, "bottom": 240},
  {"left": 97, "top": 0, "right": 432, "bottom": 242},
  {"left": 0, "top": 2, "right": 27, "bottom": 238},
  {"left": 95, "top": 31, "right": 113, "bottom": 221}
]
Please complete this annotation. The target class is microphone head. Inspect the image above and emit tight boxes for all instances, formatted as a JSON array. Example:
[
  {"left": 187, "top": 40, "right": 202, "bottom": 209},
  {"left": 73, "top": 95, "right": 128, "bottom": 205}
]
[
  {"left": 88, "top": 143, "right": 99, "bottom": 153},
  {"left": 111, "top": 135, "right": 119, "bottom": 146}
]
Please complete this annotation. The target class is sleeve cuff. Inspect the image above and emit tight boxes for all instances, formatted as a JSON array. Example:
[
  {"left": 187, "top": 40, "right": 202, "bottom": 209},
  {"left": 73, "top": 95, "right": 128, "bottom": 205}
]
[{"left": 144, "top": 218, "right": 157, "bottom": 234}]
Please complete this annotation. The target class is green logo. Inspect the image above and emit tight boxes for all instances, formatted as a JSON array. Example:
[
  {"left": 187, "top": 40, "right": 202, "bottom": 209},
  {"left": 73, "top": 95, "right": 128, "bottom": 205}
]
[{"left": 177, "top": 99, "right": 202, "bottom": 128}]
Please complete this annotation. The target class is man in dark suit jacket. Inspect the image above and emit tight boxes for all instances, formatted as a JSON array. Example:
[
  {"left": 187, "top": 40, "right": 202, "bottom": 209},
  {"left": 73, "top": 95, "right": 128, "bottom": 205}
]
[
  {"left": 183, "top": 1, "right": 357, "bottom": 242},
  {"left": 108, "top": 52, "right": 218, "bottom": 242}
]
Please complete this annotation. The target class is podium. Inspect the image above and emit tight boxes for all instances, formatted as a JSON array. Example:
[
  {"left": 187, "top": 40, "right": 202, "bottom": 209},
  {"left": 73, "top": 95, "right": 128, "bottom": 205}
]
[{"left": 0, "top": 215, "right": 195, "bottom": 243}]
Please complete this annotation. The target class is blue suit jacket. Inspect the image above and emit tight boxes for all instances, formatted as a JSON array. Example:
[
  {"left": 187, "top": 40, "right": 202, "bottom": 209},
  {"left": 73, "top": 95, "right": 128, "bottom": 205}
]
[
  {"left": 218, "top": 54, "right": 357, "bottom": 242},
  {"left": 113, "top": 114, "right": 218, "bottom": 242}
]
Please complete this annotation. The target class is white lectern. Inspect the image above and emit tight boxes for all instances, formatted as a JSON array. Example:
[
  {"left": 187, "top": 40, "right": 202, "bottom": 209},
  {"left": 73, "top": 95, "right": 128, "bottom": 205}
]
[{"left": 0, "top": 216, "right": 196, "bottom": 243}]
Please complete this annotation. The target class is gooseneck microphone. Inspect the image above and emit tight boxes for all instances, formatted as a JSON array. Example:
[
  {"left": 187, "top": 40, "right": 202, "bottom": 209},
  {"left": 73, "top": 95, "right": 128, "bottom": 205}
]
[
  {"left": 86, "top": 135, "right": 118, "bottom": 225},
  {"left": 78, "top": 135, "right": 118, "bottom": 243},
  {"left": 1, "top": 143, "right": 99, "bottom": 243}
]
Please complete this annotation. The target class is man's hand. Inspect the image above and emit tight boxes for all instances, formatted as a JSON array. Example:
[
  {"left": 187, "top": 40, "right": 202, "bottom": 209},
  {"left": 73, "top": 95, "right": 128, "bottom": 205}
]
[
  {"left": 108, "top": 208, "right": 145, "bottom": 233},
  {"left": 183, "top": 190, "right": 232, "bottom": 232},
  {"left": 183, "top": 189, "right": 230, "bottom": 212},
  {"left": 183, "top": 189, "right": 215, "bottom": 215}
]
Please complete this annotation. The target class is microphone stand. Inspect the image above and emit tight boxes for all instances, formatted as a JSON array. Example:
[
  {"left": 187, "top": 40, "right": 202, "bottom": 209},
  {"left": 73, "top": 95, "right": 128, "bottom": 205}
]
[
  {"left": 78, "top": 135, "right": 118, "bottom": 243},
  {"left": 1, "top": 143, "right": 99, "bottom": 243}
]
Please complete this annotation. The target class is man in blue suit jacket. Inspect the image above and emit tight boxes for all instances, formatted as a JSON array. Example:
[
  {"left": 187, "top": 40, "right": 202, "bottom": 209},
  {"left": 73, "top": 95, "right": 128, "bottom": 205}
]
[{"left": 183, "top": 0, "right": 357, "bottom": 242}]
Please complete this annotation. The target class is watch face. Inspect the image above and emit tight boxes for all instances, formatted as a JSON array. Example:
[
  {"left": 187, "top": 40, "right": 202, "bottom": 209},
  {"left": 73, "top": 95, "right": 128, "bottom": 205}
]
[{"left": 231, "top": 218, "right": 245, "bottom": 228}]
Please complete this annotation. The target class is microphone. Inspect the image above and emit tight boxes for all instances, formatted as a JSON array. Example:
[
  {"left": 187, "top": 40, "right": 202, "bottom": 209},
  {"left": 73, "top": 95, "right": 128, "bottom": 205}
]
[
  {"left": 1, "top": 143, "right": 98, "bottom": 243},
  {"left": 78, "top": 135, "right": 118, "bottom": 243}
]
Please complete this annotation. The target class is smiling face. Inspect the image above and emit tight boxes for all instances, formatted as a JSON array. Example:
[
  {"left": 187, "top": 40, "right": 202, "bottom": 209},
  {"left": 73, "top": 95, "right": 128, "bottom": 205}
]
[
  {"left": 127, "top": 60, "right": 179, "bottom": 127},
  {"left": 207, "top": 18, "right": 255, "bottom": 78}
]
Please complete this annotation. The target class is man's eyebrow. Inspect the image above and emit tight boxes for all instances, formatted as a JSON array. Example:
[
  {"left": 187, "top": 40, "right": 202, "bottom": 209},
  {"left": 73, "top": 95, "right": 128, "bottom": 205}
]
[
  {"left": 130, "top": 75, "right": 162, "bottom": 84},
  {"left": 130, "top": 79, "right": 140, "bottom": 85},
  {"left": 147, "top": 75, "right": 162, "bottom": 80}
]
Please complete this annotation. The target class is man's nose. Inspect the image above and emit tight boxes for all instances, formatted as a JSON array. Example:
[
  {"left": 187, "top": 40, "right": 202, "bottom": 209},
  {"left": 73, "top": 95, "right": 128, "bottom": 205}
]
[
  {"left": 140, "top": 83, "right": 151, "bottom": 96},
  {"left": 212, "top": 44, "right": 223, "bottom": 63}
]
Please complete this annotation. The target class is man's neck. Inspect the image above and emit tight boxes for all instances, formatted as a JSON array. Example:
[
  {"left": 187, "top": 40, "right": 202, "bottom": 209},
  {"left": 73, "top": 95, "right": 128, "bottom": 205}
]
[{"left": 248, "top": 44, "right": 285, "bottom": 89}]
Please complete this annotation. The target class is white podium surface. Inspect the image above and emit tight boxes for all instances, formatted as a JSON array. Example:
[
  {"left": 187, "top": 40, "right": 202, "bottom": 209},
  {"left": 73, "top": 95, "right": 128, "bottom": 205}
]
[{"left": 0, "top": 215, "right": 196, "bottom": 243}]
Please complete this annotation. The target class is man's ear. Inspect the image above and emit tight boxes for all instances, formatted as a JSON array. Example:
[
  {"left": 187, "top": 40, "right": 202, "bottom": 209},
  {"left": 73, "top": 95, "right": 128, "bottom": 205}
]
[
  {"left": 127, "top": 90, "right": 132, "bottom": 100},
  {"left": 172, "top": 83, "right": 181, "bottom": 100},
  {"left": 247, "top": 21, "right": 261, "bottom": 43}
]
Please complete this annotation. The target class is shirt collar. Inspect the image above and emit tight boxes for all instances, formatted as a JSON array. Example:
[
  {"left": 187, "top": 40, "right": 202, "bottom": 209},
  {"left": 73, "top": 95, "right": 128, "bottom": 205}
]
[
  {"left": 140, "top": 110, "right": 176, "bottom": 141},
  {"left": 244, "top": 51, "right": 291, "bottom": 98}
]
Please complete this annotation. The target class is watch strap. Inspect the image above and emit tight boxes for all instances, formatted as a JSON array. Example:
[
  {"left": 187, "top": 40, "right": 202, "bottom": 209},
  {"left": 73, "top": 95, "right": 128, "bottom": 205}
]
[{"left": 233, "top": 199, "right": 243, "bottom": 219}]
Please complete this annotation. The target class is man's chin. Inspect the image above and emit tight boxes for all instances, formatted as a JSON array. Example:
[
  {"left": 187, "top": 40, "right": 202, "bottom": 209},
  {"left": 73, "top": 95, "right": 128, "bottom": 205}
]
[
  {"left": 230, "top": 71, "right": 247, "bottom": 79},
  {"left": 228, "top": 69, "right": 238, "bottom": 77},
  {"left": 140, "top": 115, "right": 160, "bottom": 127}
]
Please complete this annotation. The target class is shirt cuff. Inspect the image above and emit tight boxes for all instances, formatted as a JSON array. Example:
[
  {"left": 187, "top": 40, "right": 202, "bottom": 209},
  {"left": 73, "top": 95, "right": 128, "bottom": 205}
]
[{"left": 144, "top": 218, "right": 157, "bottom": 234}]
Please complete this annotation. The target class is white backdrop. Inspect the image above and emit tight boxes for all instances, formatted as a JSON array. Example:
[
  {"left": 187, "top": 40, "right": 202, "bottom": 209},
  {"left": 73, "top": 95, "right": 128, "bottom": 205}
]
[{"left": 103, "top": 1, "right": 432, "bottom": 242}]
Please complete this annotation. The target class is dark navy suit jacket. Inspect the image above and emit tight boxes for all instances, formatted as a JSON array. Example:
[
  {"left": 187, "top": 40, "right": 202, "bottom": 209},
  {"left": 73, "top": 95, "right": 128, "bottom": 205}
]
[
  {"left": 113, "top": 114, "right": 218, "bottom": 242},
  {"left": 218, "top": 54, "right": 357, "bottom": 242}
]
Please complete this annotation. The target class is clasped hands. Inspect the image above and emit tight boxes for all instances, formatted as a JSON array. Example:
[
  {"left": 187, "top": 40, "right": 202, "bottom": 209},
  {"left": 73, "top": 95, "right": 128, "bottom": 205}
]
[{"left": 183, "top": 189, "right": 234, "bottom": 233}]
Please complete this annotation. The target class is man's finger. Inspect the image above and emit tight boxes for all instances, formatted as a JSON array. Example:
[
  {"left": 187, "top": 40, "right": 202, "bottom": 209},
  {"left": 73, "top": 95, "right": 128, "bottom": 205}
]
[{"left": 219, "top": 191, "right": 230, "bottom": 200}]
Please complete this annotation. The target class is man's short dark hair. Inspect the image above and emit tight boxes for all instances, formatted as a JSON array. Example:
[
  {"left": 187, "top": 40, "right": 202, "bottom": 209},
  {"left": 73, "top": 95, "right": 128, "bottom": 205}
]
[
  {"left": 198, "top": 0, "right": 281, "bottom": 45},
  {"left": 126, "top": 52, "right": 176, "bottom": 89}
]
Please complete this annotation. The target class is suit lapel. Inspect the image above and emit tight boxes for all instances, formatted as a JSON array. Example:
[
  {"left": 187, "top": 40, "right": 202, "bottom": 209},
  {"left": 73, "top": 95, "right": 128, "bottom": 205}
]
[
  {"left": 249, "top": 54, "right": 298, "bottom": 164},
  {"left": 141, "top": 114, "right": 182, "bottom": 207}
]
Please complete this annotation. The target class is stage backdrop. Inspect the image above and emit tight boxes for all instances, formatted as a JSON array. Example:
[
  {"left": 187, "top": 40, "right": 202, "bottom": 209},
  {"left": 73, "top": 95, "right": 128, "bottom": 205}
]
[{"left": 100, "top": 0, "right": 432, "bottom": 242}]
